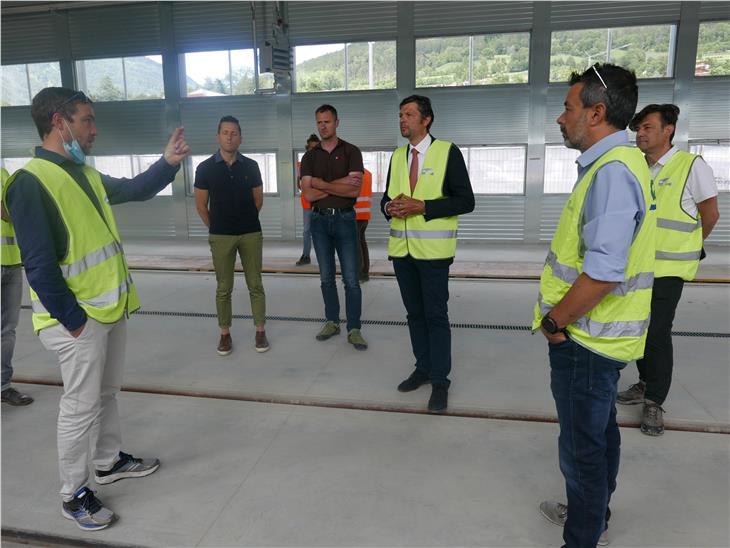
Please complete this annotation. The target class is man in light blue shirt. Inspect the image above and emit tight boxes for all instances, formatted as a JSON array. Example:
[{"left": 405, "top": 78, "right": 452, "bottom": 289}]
[
  {"left": 537, "top": 64, "right": 652, "bottom": 548},
  {"left": 578, "top": 131, "right": 647, "bottom": 283}
]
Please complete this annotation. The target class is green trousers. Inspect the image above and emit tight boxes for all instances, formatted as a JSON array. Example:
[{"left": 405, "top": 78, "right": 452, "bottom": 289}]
[{"left": 209, "top": 231, "right": 266, "bottom": 328}]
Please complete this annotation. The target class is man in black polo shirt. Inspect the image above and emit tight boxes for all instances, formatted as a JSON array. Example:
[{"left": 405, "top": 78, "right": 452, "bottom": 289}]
[
  {"left": 300, "top": 104, "right": 367, "bottom": 350},
  {"left": 194, "top": 115, "right": 269, "bottom": 356}
]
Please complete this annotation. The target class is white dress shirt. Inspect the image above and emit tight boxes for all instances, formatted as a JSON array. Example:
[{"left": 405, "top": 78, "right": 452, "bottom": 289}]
[{"left": 650, "top": 146, "right": 718, "bottom": 218}]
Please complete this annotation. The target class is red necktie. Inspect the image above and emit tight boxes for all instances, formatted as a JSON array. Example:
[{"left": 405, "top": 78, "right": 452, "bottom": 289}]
[{"left": 409, "top": 148, "right": 419, "bottom": 194}]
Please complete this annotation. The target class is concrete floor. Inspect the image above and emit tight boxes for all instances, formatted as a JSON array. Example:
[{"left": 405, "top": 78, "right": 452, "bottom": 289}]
[{"left": 2, "top": 241, "right": 729, "bottom": 546}]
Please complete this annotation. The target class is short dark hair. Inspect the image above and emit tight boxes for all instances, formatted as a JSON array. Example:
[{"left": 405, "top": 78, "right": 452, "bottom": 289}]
[
  {"left": 31, "top": 87, "right": 93, "bottom": 139},
  {"left": 218, "top": 115, "right": 241, "bottom": 135},
  {"left": 315, "top": 104, "right": 338, "bottom": 119},
  {"left": 306, "top": 133, "right": 320, "bottom": 146},
  {"left": 568, "top": 63, "right": 638, "bottom": 130},
  {"left": 399, "top": 94, "right": 434, "bottom": 131},
  {"left": 629, "top": 104, "right": 680, "bottom": 144}
]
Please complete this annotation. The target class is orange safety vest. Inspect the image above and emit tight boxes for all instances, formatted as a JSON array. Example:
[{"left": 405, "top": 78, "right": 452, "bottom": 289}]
[
  {"left": 356, "top": 169, "right": 372, "bottom": 220},
  {"left": 297, "top": 161, "right": 311, "bottom": 210}
]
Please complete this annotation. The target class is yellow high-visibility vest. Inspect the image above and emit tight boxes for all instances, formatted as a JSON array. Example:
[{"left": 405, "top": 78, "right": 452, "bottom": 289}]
[
  {"left": 1, "top": 167, "right": 22, "bottom": 266},
  {"left": 653, "top": 150, "right": 703, "bottom": 280},
  {"left": 533, "top": 146, "right": 656, "bottom": 363},
  {"left": 387, "top": 140, "right": 458, "bottom": 259},
  {"left": 4, "top": 159, "right": 139, "bottom": 332}
]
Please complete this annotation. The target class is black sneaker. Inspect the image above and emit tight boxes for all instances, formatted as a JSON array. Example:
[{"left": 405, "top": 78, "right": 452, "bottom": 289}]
[
  {"left": 296, "top": 255, "right": 311, "bottom": 266},
  {"left": 95, "top": 451, "right": 160, "bottom": 485},
  {"left": 428, "top": 385, "right": 448, "bottom": 412},
  {"left": 62, "top": 487, "right": 115, "bottom": 531},
  {"left": 1, "top": 387, "right": 34, "bottom": 406},
  {"left": 397, "top": 370, "right": 430, "bottom": 392}
]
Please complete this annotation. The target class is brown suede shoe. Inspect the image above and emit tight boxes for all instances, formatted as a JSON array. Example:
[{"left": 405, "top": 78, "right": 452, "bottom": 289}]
[
  {"left": 217, "top": 333, "right": 232, "bottom": 356},
  {"left": 255, "top": 331, "right": 270, "bottom": 353}
]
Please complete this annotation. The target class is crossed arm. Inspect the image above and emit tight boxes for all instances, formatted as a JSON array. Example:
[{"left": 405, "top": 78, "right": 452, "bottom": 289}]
[{"left": 300, "top": 172, "right": 362, "bottom": 203}]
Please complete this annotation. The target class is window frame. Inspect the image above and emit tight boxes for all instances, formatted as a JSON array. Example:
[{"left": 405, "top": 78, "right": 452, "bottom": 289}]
[
  {"left": 293, "top": 40, "right": 397, "bottom": 94},
  {"left": 694, "top": 20, "right": 730, "bottom": 78},
  {"left": 75, "top": 55, "right": 165, "bottom": 102},
  {"left": 548, "top": 24, "right": 678, "bottom": 83},
  {"left": 460, "top": 143, "right": 528, "bottom": 196},
  {"left": 542, "top": 143, "right": 581, "bottom": 195},
  {"left": 1, "top": 61, "right": 63, "bottom": 106},
  {"left": 414, "top": 31, "right": 532, "bottom": 90},
  {"left": 179, "top": 48, "right": 274, "bottom": 99}
]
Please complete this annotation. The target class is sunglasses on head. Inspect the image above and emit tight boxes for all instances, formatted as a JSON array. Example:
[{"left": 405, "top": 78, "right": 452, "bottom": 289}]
[{"left": 50, "top": 91, "right": 91, "bottom": 119}]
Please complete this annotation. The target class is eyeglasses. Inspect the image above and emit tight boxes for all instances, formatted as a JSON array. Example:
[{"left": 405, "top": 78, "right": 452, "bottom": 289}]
[
  {"left": 592, "top": 64, "right": 608, "bottom": 90},
  {"left": 50, "top": 91, "right": 91, "bottom": 118}
]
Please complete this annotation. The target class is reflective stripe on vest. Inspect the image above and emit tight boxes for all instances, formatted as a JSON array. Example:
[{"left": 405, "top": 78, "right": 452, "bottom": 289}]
[
  {"left": 653, "top": 151, "right": 703, "bottom": 280},
  {"left": 532, "top": 145, "right": 655, "bottom": 363},
  {"left": 1, "top": 167, "right": 22, "bottom": 266},
  {"left": 59, "top": 240, "right": 123, "bottom": 278},
  {"left": 656, "top": 217, "right": 701, "bottom": 233},
  {"left": 390, "top": 229, "right": 458, "bottom": 239},
  {"left": 656, "top": 250, "right": 702, "bottom": 261},
  {"left": 537, "top": 295, "right": 650, "bottom": 338},
  {"left": 5, "top": 159, "right": 140, "bottom": 332},
  {"left": 356, "top": 170, "right": 372, "bottom": 220},
  {"left": 545, "top": 250, "right": 653, "bottom": 296},
  {"left": 387, "top": 140, "right": 458, "bottom": 259},
  {"left": 31, "top": 277, "right": 132, "bottom": 314}
]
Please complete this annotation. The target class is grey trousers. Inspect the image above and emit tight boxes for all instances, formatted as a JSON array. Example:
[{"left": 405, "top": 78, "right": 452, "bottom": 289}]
[
  {"left": 39, "top": 317, "right": 126, "bottom": 500},
  {"left": 1, "top": 265, "right": 22, "bottom": 392}
]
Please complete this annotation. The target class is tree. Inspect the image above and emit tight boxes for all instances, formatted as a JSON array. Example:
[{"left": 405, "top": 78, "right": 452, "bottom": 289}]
[{"left": 93, "top": 76, "right": 124, "bottom": 101}]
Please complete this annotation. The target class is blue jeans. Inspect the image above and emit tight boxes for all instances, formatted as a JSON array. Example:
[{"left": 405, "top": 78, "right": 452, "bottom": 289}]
[
  {"left": 549, "top": 338, "right": 622, "bottom": 548},
  {"left": 301, "top": 207, "right": 312, "bottom": 258},
  {"left": 393, "top": 256, "right": 452, "bottom": 386},
  {"left": 1, "top": 265, "right": 23, "bottom": 392},
  {"left": 311, "top": 208, "right": 361, "bottom": 331}
]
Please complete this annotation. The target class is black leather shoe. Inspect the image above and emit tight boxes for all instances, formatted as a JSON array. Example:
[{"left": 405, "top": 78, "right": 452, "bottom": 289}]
[
  {"left": 1, "top": 387, "right": 34, "bottom": 406},
  {"left": 397, "top": 370, "right": 430, "bottom": 392},
  {"left": 428, "top": 385, "right": 448, "bottom": 412}
]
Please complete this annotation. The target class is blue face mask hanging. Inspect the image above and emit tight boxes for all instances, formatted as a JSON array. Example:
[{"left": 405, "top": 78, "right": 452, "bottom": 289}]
[{"left": 58, "top": 120, "right": 86, "bottom": 165}]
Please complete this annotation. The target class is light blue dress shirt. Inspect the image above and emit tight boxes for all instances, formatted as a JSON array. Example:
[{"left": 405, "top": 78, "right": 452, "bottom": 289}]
[{"left": 575, "top": 131, "right": 646, "bottom": 283}]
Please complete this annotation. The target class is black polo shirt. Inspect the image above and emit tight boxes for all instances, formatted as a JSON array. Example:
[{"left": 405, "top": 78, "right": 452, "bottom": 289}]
[
  {"left": 300, "top": 138, "right": 364, "bottom": 209},
  {"left": 194, "top": 151, "right": 263, "bottom": 235}
]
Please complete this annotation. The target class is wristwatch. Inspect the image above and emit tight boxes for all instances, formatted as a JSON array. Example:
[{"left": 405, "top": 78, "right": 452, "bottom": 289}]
[{"left": 541, "top": 314, "right": 563, "bottom": 335}]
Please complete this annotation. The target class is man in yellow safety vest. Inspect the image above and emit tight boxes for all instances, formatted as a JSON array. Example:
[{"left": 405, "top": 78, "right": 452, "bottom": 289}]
[
  {"left": 618, "top": 104, "right": 720, "bottom": 435},
  {"left": 1, "top": 166, "right": 34, "bottom": 406},
  {"left": 534, "top": 64, "right": 655, "bottom": 548},
  {"left": 381, "top": 95, "right": 474, "bottom": 412},
  {"left": 4, "top": 87, "right": 190, "bottom": 531}
]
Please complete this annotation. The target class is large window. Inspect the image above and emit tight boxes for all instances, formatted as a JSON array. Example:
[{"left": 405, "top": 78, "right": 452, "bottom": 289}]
[
  {"left": 690, "top": 143, "right": 730, "bottom": 191},
  {"left": 461, "top": 146, "right": 526, "bottom": 194},
  {"left": 88, "top": 155, "right": 172, "bottom": 196},
  {"left": 1, "top": 62, "right": 62, "bottom": 106},
  {"left": 362, "top": 151, "right": 392, "bottom": 193},
  {"left": 695, "top": 21, "right": 730, "bottom": 76},
  {"left": 189, "top": 153, "right": 277, "bottom": 193},
  {"left": 183, "top": 49, "right": 274, "bottom": 98},
  {"left": 543, "top": 145, "right": 580, "bottom": 194},
  {"left": 294, "top": 41, "right": 396, "bottom": 92},
  {"left": 416, "top": 33, "right": 530, "bottom": 87},
  {"left": 76, "top": 56, "right": 164, "bottom": 101},
  {"left": 550, "top": 25, "right": 675, "bottom": 82}
]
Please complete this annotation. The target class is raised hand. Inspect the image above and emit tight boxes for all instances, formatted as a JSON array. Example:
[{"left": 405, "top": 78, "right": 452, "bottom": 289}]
[{"left": 163, "top": 127, "right": 191, "bottom": 166}]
